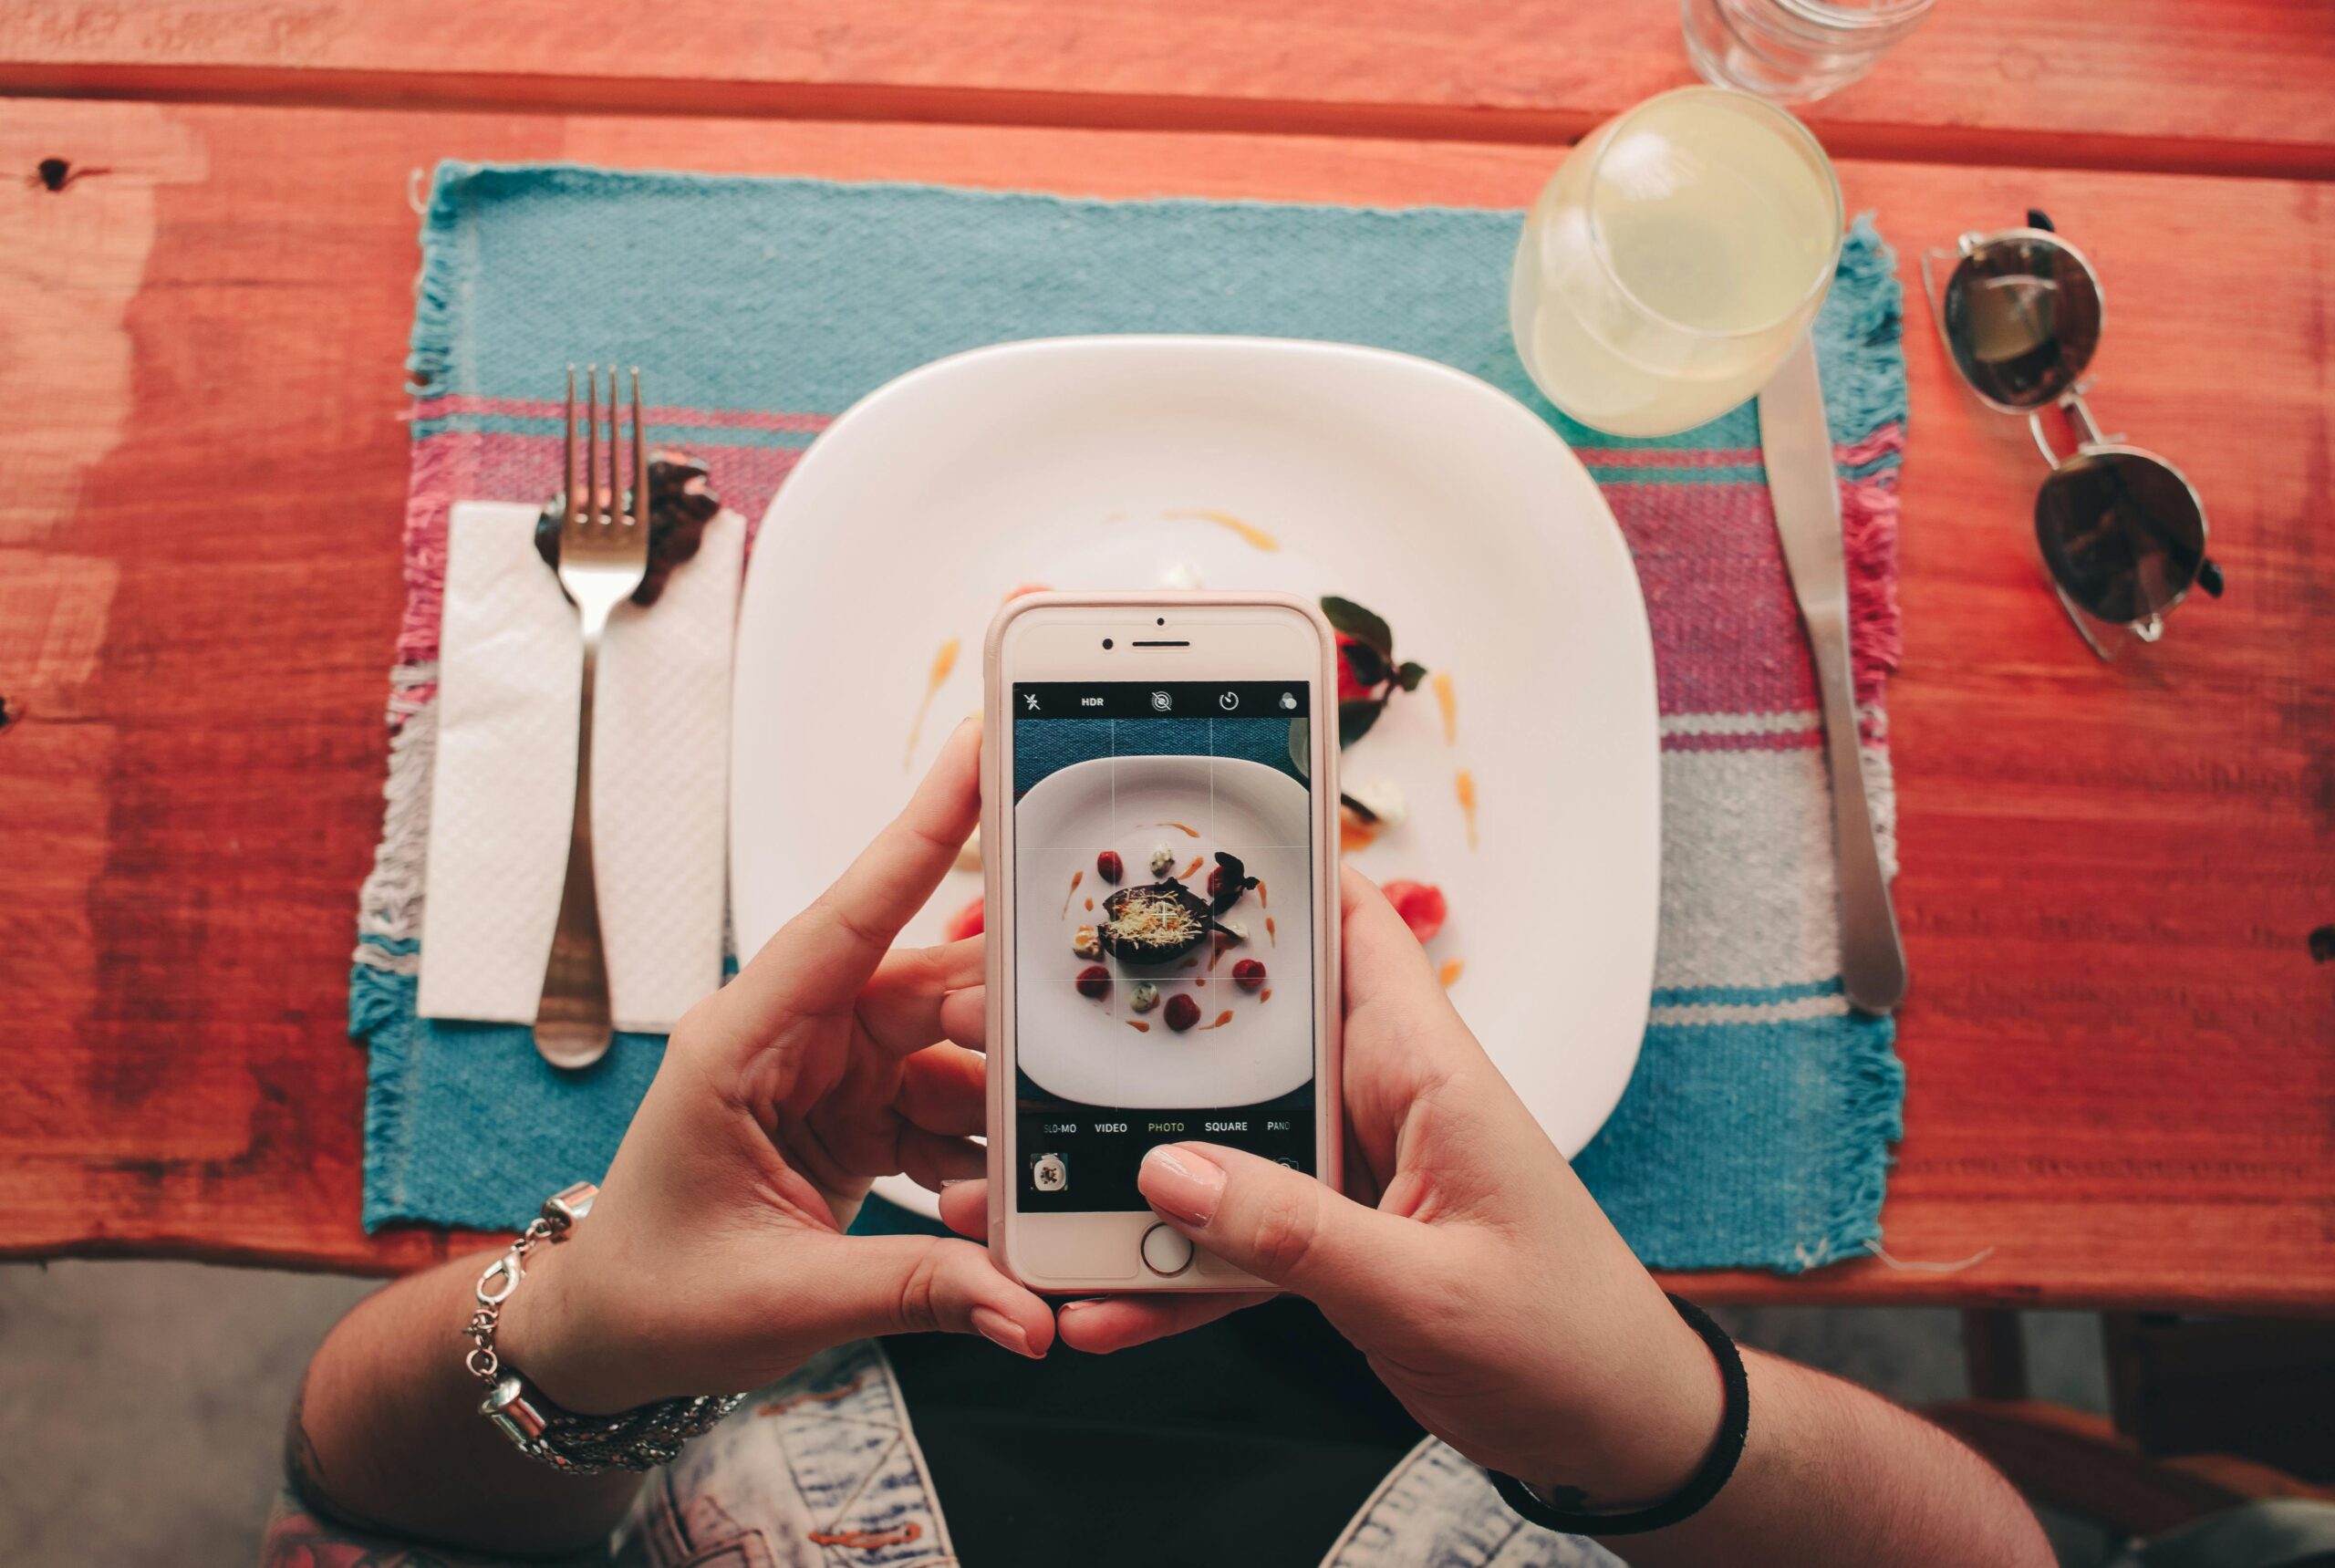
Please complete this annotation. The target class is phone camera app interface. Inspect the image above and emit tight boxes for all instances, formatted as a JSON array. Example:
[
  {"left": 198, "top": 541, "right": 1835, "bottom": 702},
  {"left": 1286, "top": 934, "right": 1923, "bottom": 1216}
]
[{"left": 1012, "top": 682, "right": 1315, "bottom": 1212}]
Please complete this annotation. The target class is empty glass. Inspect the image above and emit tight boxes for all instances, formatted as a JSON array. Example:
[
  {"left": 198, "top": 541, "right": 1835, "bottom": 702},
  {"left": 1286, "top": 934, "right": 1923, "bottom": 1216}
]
[{"left": 1682, "top": 0, "right": 1936, "bottom": 103}]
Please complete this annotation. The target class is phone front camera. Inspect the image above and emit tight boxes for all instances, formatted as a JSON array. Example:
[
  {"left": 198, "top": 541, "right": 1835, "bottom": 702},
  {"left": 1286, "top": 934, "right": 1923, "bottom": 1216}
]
[{"left": 1103, "top": 638, "right": 1114, "bottom": 649}]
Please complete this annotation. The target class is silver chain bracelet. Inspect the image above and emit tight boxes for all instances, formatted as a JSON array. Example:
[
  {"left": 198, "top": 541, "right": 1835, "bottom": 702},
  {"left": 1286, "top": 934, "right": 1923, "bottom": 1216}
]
[{"left": 466, "top": 1181, "right": 746, "bottom": 1475}]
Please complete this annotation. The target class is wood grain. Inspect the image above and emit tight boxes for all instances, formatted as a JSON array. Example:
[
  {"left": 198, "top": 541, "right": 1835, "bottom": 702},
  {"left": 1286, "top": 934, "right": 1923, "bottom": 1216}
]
[
  {"left": 2, "top": 1, "right": 2333, "bottom": 178},
  {"left": 0, "top": 99, "right": 2329, "bottom": 1306}
]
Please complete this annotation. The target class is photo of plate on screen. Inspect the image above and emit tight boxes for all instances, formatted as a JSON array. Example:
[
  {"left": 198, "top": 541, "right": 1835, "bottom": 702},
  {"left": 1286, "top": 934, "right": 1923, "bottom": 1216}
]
[{"left": 1015, "top": 754, "right": 1312, "bottom": 1110}]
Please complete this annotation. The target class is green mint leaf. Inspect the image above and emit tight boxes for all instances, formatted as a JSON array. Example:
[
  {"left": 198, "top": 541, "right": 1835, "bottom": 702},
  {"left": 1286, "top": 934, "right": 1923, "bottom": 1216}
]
[
  {"left": 1393, "top": 660, "right": 1428, "bottom": 691},
  {"left": 1321, "top": 596, "right": 1395, "bottom": 658},
  {"left": 1338, "top": 698, "right": 1385, "bottom": 747}
]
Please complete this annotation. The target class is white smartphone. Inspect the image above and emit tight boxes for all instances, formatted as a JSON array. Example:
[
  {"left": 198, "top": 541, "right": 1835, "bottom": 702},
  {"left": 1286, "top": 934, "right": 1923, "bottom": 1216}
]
[{"left": 982, "top": 592, "right": 1342, "bottom": 1292}]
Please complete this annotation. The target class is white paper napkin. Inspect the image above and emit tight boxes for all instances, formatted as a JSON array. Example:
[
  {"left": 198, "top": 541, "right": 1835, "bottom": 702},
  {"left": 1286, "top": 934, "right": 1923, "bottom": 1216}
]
[{"left": 418, "top": 501, "right": 741, "bottom": 1033}]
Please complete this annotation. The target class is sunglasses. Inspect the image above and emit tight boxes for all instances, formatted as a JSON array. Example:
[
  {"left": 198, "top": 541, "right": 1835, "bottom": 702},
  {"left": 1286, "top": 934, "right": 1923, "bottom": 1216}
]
[{"left": 1922, "top": 212, "right": 2223, "bottom": 660}]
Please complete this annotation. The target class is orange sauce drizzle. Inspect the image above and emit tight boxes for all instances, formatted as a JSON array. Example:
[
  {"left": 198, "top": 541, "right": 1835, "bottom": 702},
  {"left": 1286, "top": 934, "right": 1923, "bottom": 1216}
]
[
  {"left": 1339, "top": 810, "right": 1378, "bottom": 853},
  {"left": 1456, "top": 769, "right": 1479, "bottom": 849},
  {"left": 1158, "top": 820, "right": 1201, "bottom": 837},
  {"left": 1126, "top": 1020, "right": 1151, "bottom": 1033},
  {"left": 1061, "top": 867, "right": 1083, "bottom": 917},
  {"left": 1265, "top": 916, "right": 1277, "bottom": 947},
  {"left": 1257, "top": 880, "right": 1268, "bottom": 909},
  {"left": 1178, "top": 856, "right": 1204, "bottom": 881},
  {"left": 1197, "top": 1009, "right": 1237, "bottom": 1030},
  {"left": 1084, "top": 896, "right": 1094, "bottom": 911},
  {"left": 1164, "top": 509, "right": 1281, "bottom": 553},
  {"left": 904, "top": 639, "right": 959, "bottom": 769},
  {"left": 1432, "top": 670, "right": 1458, "bottom": 745},
  {"left": 1259, "top": 988, "right": 1272, "bottom": 1002},
  {"left": 1439, "top": 958, "right": 1466, "bottom": 989},
  {"left": 1195, "top": 975, "right": 1207, "bottom": 986}
]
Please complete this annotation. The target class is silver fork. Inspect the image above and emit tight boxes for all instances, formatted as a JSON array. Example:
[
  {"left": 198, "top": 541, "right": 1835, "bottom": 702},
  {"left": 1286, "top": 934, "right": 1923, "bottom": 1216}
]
[{"left": 534, "top": 364, "right": 649, "bottom": 1069}]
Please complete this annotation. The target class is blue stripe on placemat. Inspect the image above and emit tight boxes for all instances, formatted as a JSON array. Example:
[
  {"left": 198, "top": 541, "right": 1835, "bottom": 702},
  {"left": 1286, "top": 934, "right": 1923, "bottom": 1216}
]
[{"left": 357, "top": 165, "right": 1907, "bottom": 1268}]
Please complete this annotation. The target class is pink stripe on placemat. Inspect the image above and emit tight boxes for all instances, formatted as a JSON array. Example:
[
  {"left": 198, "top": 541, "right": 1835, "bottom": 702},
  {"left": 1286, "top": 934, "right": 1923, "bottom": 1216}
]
[
  {"left": 1603, "top": 422, "right": 1903, "bottom": 721},
  {"left": 410, "top": 395, "right": 834, "bottom": 435},
  {"left": 1608, "top": 482, "right": 1817, "bottom": 718},
  {"left": 1575, "top": 447, "right": 1762, "bottom": 469}
]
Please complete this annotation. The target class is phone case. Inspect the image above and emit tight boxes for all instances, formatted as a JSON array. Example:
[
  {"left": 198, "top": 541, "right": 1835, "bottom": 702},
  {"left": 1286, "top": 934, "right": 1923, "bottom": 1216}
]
[{"left": 981, "top": 590, "right": 1344, "bottom": 1292}]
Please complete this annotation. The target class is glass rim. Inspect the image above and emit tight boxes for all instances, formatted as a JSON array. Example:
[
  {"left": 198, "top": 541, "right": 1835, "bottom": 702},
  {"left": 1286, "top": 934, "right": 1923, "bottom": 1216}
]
[
  {"left": 1769, "top": 0, "right": 1938, "bottom": 31},
  {"left": 1580, "top": 86, "right": 1846, "bottom": 345}
]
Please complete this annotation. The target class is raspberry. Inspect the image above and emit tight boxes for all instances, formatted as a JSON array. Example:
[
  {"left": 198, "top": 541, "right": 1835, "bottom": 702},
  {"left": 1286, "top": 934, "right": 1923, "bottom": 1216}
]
[{"left": 1379, "top": 880, "right": 1447, "bottom": 944}]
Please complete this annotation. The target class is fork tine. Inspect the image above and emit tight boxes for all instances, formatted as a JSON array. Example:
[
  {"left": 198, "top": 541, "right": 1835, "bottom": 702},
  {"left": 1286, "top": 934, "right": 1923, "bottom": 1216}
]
[
  {"left": 605, "top": 363, "right": 621, "bottom": 530},
  {"left": 583, "top": 363, "right": 600, "bottom": 527},
  {"left": 629, "top": 368, "right": 649, "bottom": 530},
  {"left": 563, "top": 365, "right": 579, "bottom": 528}
]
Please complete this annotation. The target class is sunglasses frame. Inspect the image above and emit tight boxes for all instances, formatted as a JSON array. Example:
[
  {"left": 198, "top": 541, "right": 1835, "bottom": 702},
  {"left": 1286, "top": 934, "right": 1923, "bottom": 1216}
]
[{"left": 1920, "top": 223, "right": 2216, "bottom": 661}]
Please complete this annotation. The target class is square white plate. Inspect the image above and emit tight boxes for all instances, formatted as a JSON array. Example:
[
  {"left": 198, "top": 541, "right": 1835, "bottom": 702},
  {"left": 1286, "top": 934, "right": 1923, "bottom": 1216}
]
[{"left": 731, "top": 336, "right": 1659, "bottom": 1219}]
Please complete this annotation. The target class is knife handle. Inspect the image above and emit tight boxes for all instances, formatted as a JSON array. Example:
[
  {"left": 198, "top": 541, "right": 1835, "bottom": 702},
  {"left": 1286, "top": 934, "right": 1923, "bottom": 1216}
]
[{"left": 1805, "top": 598, "right": 1908, "bottom": 1014}]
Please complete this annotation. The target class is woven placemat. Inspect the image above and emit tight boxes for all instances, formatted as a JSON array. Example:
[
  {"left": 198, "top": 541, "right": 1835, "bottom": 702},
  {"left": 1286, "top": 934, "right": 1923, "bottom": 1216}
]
[{"left": 353, "top": 166, "right": 1906, "bottom": 1272}]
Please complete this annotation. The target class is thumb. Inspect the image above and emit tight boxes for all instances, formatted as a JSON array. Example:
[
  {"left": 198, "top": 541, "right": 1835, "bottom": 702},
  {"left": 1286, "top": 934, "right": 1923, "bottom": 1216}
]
[
  {"left": 1138, "top": 1142, "right": 1427, "bottom": 1307},
  {"left": 809, "top": 1232, "right": 1056, "bottom": 1359}
]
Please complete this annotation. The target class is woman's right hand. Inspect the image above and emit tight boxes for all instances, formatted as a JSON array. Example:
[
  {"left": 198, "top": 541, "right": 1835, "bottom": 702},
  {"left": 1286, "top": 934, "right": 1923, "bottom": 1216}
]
[{"left": 954, "top": 869, "right": 1724, "bottom": 1510}]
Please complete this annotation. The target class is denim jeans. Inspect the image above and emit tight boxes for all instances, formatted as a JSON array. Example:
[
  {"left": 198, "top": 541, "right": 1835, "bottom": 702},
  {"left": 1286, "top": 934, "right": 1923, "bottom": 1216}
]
[{"left": 263, "top": 1340, "right": 1622, "bottom": 1568}]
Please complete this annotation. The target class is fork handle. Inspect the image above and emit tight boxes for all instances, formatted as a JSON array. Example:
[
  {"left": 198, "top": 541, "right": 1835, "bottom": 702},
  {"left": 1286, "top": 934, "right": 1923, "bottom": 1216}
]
[{"left": 534, "top": 631, "right": 615, "bottom": 1068}]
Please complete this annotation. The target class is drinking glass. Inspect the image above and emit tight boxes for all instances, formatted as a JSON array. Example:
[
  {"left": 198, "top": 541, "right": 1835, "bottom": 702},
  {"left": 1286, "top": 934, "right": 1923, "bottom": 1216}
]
[
  {"left": 1508, "top": 87, "right": 1843, "bottom": 439},
  {"left": 1682, "top": 0, "right": 1936, "bottom": 103}
]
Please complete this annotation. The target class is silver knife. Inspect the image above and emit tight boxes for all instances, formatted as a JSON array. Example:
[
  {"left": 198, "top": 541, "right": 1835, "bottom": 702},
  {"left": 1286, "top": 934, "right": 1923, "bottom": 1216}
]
[{"left": 1759, "top": 335, "right": 1908, "bottom": 1015}]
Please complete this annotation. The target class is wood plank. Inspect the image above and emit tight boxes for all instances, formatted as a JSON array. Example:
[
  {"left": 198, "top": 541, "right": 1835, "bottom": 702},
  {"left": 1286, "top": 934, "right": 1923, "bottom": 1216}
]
[
  {"left": 1, "top": 99, "right": 2329, "bottom": 1305},
  {"left": 3, "top": 1, "right": 2334, "bottom": 179}
]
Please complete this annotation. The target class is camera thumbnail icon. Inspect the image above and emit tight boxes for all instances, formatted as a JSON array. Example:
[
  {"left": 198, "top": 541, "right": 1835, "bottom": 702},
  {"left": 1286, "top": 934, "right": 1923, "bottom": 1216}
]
[{"left": 1032, "top": 1153, "right": 1067, "bottom": 1191}]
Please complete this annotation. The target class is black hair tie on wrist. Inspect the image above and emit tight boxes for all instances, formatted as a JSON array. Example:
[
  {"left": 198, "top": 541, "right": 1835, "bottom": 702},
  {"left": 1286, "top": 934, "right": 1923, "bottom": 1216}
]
[{"left": 1489, "top": 1293, "right": 1749, "bottom": 1538}]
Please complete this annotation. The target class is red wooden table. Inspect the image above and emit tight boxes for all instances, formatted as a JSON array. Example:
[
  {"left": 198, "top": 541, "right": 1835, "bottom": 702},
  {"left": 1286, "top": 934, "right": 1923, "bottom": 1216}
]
[{"left": 2, "top": 5, "right": 2331, "bottom": 1312}]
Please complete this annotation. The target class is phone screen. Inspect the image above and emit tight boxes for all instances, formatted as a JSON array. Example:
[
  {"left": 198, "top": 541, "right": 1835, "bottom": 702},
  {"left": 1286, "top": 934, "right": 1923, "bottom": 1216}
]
[{"left": 1011, "top": 680, "right": 1317, "bottom": 1212}]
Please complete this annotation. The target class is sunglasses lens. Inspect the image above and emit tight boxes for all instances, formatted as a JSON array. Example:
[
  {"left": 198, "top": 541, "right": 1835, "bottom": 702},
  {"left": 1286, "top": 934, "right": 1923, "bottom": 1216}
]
[
  {"left": 2036, "top": 451, "right": 2205, "bottom": 624},
  {"left": 1944, "top": 235, "right": 2102, "bottom": 409}
]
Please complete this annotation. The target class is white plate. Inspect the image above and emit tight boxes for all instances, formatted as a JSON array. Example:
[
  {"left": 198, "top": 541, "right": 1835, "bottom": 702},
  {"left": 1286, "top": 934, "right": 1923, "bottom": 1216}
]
[
  {"left": 1015, "top": 756, "right": 1314, "bottom": 1110},
  {"left": 731, "top": 336, "right": 1660, "bottom": 1220}
]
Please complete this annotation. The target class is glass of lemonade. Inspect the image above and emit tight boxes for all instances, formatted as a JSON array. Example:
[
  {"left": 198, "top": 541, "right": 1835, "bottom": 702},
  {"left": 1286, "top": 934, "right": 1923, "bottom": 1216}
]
[{"left": 1509, "top": 87, "right": 1843, "bottom": 438}]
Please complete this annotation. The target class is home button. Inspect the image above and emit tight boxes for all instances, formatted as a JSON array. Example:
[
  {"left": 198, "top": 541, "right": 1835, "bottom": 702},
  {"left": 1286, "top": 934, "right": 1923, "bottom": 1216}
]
[{"left": 1139, "top": 1222, "right": 1194, "bottom": 1277}]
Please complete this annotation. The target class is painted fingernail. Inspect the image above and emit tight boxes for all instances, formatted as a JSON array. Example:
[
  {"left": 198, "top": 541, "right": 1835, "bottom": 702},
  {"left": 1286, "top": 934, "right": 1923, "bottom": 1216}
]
[
  {"left": 970, "top": 1305, "right": 1033, "bottom": 1356},
  {"left": 1139, "top": 1145, "right": 1225, "bottom": 1226}
]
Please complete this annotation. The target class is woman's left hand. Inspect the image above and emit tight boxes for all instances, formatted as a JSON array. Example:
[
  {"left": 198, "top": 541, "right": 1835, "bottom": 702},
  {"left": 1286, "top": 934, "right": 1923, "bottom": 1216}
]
[{"left": 499, "top": 721, "right": 1051, "bottom": 1412}]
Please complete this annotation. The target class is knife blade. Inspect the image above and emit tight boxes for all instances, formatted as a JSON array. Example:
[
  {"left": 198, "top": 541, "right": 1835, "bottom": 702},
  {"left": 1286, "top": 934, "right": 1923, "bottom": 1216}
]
[{"left": 1759, "top": 336, "right": 1908, "bottom": 1015}]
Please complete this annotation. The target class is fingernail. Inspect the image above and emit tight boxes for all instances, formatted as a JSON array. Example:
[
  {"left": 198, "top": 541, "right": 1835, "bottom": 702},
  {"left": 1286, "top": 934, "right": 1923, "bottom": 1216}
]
[
  {"left": 1139, "top": 1145, "right": 1225, "bottom": 1226},
  {"left": 939, "top": 1179, "right": 970, "bottom": 1189},
  {"left": 970, "top": 1305, "right": 1033, "bottom": 1357}
]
